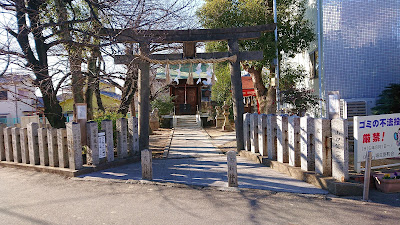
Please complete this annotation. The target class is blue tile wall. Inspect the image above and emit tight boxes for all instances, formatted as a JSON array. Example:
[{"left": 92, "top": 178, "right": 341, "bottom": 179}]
[{"left": 322, "top": 0, "right": 400, "bottom": 99}]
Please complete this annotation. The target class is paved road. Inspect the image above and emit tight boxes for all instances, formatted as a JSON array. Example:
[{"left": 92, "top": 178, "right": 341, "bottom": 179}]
[
  {"left": 0, "top": 167, "right": 399, "bottom": 225},
  {"left": 81, "top": 126, "right": 328, "bottom": 195}
]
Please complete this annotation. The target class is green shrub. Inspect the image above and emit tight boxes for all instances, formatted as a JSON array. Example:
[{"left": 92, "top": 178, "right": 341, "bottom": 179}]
[
  {"left": 93, "top": 110, "right": 125, "bottom": 147},
  {"left": 151, "top": 95, "right": 175, "bottom": 115},
  {"left": 372, "top": 83, "right": 400, "bottom": 115}
]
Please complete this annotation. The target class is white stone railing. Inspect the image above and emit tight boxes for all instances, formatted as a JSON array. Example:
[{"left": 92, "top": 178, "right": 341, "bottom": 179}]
[
  {"left": 0, "top": 117, "right": 139, "bottom": 171},
  {"left": 243, "top": 113, "right": 349, "bottom": 182}
]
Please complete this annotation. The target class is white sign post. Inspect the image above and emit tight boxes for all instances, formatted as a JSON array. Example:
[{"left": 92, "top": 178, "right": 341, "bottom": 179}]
[
  {"left": 354, "top": 113, "right": 400, "bottom": 173},
  {"left": 98, "top": 132, "right": 106, "bottom": 159}
]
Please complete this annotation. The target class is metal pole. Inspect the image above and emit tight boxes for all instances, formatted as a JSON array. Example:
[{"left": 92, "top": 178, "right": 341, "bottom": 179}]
[
  {"left": 362, "top": 151, "right": 372, "bottom": 201},
  {"left": 273, "top": 0, "right": 280, "bottom": 113},
  {"left": 317, "top": 0, "right": 324, "bottom": 118}
]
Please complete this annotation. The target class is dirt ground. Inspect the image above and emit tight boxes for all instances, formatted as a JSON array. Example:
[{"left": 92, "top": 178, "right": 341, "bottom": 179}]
[
  {"left": 149, "top": 128, "right": 172, "bottom": 158},
  {"left": 204, "top": 127, "right": 237, "bottom": 153}
]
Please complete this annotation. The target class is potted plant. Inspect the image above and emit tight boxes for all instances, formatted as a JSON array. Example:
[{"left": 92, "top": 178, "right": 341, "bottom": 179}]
[{"left": 373, "top": 172, "right": 400, "bottom": 193}]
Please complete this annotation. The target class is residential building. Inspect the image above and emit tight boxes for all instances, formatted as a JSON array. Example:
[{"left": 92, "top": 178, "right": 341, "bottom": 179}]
[{"left": 0, "top": 75, "right": 37, "bottom": 126}]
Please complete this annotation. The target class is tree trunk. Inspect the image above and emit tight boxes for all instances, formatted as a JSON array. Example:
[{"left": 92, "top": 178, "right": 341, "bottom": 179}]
[
  {"left": 38, "top": 79, "right": 66, "bottom": 128},
  {"left": 244, "top": 65, "right": 277, "bottom": 114},
  {"left": 244, "top": 65, "right": 268, "bottom": 113},
  {"left": 118, "top": 65, "right": 138, "bottom": 116},
  {"left": 14, "top": 0, "right": 65, "bottom": 128},
  {"left": 95, "top": 79, "right": 105, "bottom": 112}
]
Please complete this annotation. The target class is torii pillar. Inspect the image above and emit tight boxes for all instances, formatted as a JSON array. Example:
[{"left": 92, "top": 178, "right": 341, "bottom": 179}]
[
  {"left": 228, "top": 39, "right": 244, "bottom": 151},
  {"left": 138, "top": 42, "right": 150, "bottom": 151}
]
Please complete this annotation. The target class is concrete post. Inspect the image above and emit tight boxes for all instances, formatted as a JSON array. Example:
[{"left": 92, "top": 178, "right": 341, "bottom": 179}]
[
  {"left": 4, "top": 127, "right": 13, "bottom": 162},
  {"left": 27, "top": 122, "right": 40, "bottom": 165},
  {"left": 227, "top": 150, "right": 238, "bottom": 187},
  {"left": 331, "top": 118, "right": 349, "bottom": 182},
  {"left": 250, "top": 113, "right": 259, "bottom": 154},
  {"left": 101, "top": 120, "right": 114, "bottom": 162},
  {"left": 128, "top": 117, "right": 139, "bottom": 156},
  {"left": 86, "top": 121, "right": 99, "bottom": 165},
  {"left": 139, "top": 42, "right": 150, "bottom": 151},
  {"left": 57, "top": 128, "right": 68, "bottom": 168},
  {"left": 258, "top": 114, "right": 268, "bottom": 156},
  {"left": 141, "top": 149, "right": 152, "bottom": 180},
  {"left": 266, "top": 114, "right": 277, "bottom": 160},
  {"left": 288, "top": 116, "right": 300, "bottom": 167},
  {"left": 300, "top": 117, "right": 315, "bottom": 171},
  {"left": 243, "top": 113, "right": 251, "bottom": 151},
  {"left": 0, "top": 123, "right": 6, "bottom": 161},
  {"left": 116, "top": 118, "right": 128, "bottom": 158},
  {"left": 277, "top": 115, "right": 289, "bottom": 163},
  {"left": 228, "top": 38, "right": 244, "bottom": 151},
  {"left": 20, "top": 128, "right": 29, "bottom": 164},
  {"left": 315, "top": 118, "right": 332, "bottom": 176},
  {"left": 67, "top": 122, "right": 83, "bottom": 170},
  {"left": 11, "top": 127, "right": 22, "bottom": 163},
  {"left": 38, "top": 128, "right": 49, "bottom": 166},
  {"left": 47, "top": 128, "right": 59, "bottom": 167}
]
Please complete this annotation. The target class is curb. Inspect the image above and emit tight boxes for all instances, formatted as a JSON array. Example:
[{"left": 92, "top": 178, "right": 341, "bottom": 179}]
[
  {"left": 0, "top": 157, "right": 140, "bottom": 177},
  {"left": 239, "top": 150, "right": 363, "bottom": 196},
  {"left": 162, "top": 128, "right": 175, "bottom": 158}
]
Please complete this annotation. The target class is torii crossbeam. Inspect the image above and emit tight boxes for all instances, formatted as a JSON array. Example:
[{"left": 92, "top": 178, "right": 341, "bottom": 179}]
[{"left": 103, "top": 24, "right": 275, "bottom": 152}]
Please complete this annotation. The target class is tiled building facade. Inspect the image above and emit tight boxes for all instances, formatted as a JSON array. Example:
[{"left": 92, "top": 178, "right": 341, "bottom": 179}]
[
  {"left": 291, "top": 0, "right": 400, "bottom": 117},
  {"left": 322, "top": 0, "right": 400, "bottom": 99}
]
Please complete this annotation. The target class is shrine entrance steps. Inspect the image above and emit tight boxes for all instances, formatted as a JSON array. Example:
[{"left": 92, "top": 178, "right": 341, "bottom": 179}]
[{"left": 174, "top": 115, "right": 200, "bottom": 128}]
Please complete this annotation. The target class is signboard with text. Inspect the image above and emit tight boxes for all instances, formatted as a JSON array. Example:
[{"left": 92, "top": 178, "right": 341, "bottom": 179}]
[
  {"left": 354, "top": 113, "right": 400, "bottom": 172},
  {"left": 98, "top": 132, "right": 106, "bottom": 158}
]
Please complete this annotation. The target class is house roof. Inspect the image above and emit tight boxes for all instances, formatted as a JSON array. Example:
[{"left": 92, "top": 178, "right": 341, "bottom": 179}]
[
  {"left": 242, "top": 76, "right": 255, "bottom": 90},
  {"left": 37, "top": 91, "right": 122, "bottom": 108}
]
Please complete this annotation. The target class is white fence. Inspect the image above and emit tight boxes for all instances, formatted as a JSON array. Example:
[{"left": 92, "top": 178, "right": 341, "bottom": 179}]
[
  {"left": 0, "top": 117, "right": 139, "bottom": 171},
  {"left": 243, "top": 113, "right": 349, "bottom": 182}
]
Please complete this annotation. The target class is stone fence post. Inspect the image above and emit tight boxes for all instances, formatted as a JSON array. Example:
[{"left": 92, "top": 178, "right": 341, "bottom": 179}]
[
  {"left": 227, "top": 150, "right": 238, "bottom": 187},
  {"left": 243, "top": 113, "right": 251, "bottom": 151},
  {"left": 300, "top": 117, "right": 315, "bottom": 171},
  {"left": 38, "top": 128, "right": 49, "bottom": 166},
  {"left": 48, "top": 128, "right": 59, "bottom": 167},
  {"left": 267, "top": 114, "right": 277, "bottom": 160},
  {"left": 277, "top": 115, "right": 289, "bottom": 163},
  {"left": 331, "top": 119, "right": 349, "bottom": 182},
  {"left": 67, "top": 122, "right": 83, "bottom": 170},
  {"left": 141, "top": 149, "right": 152, "bottom": 180},
  {"left": 258, "top": 114, "right": 267, "bottom": 156},
  {"left": 4, "top": 127, "right": 13, "bottom": 162},
  {"left": 0, "top": 123, "right": 6, "bottom": 161},
  {"left": 315, "top": 118, "right": 332, "bottom": 176},
  {"left": 20, "top": 128, "right": 29, "bottom": 164},
  {"left": 11, "top": 127, "right": 22, "bottom": 163},
  {"left": 101, "top": 120, "right": 114, "bottom": 162},
  {"left": 250, "top": 113, "right": 259, "bottom": 153},
  {"left": 116, "top": 118, "right": 128, "bottom": 158},
  {"left": 57, "top": 128, "right": 68, "bottom": 168},
  {"left": 27, "top": 122, "right": 39, "bottom": 165},
  {"left": 86, "top": 121, "right": 99, "bottom": 165},
  {"left": 128, "top": 117, "right": 139, "bottom": 156},
  {"left": 288, "top": 116, "right": 300, "bottom": 167}
]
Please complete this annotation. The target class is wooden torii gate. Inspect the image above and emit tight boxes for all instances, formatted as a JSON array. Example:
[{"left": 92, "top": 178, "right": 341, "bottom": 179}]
[{"left": 102, "top": 24, "right": 275, "bottom": 152}]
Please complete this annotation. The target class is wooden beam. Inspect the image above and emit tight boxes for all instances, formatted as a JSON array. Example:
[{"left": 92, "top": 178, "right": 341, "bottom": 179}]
[
  {"left": 114, "top": 51, "right": 264, "bottom": 65},
  {"left": 101, "top": 24, "right": 276, "bottom": 43}
]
